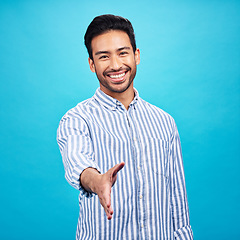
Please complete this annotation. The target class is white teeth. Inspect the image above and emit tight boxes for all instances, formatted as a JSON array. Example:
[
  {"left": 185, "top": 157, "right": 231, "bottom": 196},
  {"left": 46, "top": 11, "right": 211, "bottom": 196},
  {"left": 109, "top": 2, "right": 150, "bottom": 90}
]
[{"left": 109, "top": 72, "right": 125, "bottom": 79}]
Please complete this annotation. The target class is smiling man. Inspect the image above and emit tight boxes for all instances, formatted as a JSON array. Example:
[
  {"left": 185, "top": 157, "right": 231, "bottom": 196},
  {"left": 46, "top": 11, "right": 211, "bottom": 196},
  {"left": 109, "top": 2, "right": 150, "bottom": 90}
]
[
  {"left": 57, "top": 14, "right": 193, "bottom": 240},
  {"left": 89, "top": 30, "right": 140, "bottom": 109}
]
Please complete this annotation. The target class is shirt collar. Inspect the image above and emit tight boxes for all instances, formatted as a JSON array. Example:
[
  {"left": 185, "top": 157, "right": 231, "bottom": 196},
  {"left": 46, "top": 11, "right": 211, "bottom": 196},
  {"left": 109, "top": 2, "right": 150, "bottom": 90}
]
[{"left": 93, "top": 88, "right": 139, "bottom": 111}]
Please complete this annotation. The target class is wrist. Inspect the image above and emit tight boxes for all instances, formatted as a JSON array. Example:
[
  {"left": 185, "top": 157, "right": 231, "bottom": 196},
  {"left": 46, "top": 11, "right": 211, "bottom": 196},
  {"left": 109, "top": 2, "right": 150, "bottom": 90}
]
[{"left": 80, "top": 167, "right": 101, "bottom": 193}]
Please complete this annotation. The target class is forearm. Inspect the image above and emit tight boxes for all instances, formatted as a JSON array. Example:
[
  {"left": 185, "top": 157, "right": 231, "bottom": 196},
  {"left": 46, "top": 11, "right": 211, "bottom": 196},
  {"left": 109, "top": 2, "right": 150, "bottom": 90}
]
[
  {"left": 57, "top": 116, "right": 101, "bottom": 192},
  {"left": 80, "top": 167, "right": 101, "bottom": 193},
  {"left": 170, "top": 124, "right": 193, "bottom": 239}
]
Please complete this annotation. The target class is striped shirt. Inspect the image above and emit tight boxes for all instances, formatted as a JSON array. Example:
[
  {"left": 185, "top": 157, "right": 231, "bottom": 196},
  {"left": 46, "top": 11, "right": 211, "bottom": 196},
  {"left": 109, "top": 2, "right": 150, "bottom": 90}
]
[{"left": 57, "top": 88, "right": 193, "bottom": 240}]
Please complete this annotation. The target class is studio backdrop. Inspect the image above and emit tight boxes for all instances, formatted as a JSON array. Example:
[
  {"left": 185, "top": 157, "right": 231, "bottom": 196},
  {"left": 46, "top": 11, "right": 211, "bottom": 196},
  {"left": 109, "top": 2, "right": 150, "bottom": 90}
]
[{"left": 0, "top": 0, "right": 239, "bottom": 239}]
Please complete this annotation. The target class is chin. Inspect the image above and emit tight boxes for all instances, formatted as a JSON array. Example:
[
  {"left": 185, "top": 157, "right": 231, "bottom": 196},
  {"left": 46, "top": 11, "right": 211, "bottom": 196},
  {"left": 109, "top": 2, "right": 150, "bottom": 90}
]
[{"left": 110, "top": 81, "right": 132, "bottom": 93}]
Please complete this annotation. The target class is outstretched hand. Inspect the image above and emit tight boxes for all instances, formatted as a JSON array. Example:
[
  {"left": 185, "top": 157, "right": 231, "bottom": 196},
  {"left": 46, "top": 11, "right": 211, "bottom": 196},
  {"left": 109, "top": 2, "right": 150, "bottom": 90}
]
[
  {"left": 80, "top": 162, "right": 125, "bottom": 220},
  {"left": 95, "top": 162, "right": 125, "bottom": 220}
]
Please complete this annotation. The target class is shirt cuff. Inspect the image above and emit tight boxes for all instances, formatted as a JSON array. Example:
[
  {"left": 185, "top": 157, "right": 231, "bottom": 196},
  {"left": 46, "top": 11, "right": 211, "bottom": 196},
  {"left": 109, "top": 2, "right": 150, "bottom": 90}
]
[
  {"left": 174, "top": 225, "right": 193, "bottom": 240},
  {"left": 65, "top": 161, "right": 101, "bottom": 199}
]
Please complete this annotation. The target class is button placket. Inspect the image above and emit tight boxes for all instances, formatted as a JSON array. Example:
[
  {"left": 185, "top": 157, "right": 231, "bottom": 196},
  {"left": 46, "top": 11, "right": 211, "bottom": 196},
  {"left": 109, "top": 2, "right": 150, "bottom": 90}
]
[{"left": 127, "top": 107, "right": 147, "bottom": 237}]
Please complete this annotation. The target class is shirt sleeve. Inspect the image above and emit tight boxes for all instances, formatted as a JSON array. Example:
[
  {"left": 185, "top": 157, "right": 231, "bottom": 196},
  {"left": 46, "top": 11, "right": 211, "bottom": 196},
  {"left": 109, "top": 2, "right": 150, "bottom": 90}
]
[
  {"left": 56, "top": 112, "right": 101, "bottom": 198},
  {"left": 169, "top": 121, "right": 194, "bottom": 240}
]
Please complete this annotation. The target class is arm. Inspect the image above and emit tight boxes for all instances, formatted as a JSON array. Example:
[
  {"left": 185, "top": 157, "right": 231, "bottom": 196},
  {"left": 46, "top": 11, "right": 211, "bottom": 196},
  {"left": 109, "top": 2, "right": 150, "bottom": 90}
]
[
  {"left": 57, "top": 112, "right": 125, "bottom": 218},
  {"left": 57, "top": 114, "right": 101, "bottom": 196},
  {"left": 169, "top": 122, "right": 193, "bottom": 240},
  {"left": 80, "top": 162, "right": 125, "bottom": 220}
]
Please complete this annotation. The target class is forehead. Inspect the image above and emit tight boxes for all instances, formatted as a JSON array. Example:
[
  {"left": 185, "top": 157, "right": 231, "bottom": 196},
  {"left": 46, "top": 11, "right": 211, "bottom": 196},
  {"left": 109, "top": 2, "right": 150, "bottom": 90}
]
[{"left": 91, "top": 30, "right": 132, "bottom": 53}]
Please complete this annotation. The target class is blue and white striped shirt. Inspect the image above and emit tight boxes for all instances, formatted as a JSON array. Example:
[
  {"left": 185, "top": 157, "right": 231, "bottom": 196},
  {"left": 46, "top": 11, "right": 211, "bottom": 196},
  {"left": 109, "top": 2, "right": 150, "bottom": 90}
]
[{"left": 57, "top": 88, "right": 193, "bottom": 240}]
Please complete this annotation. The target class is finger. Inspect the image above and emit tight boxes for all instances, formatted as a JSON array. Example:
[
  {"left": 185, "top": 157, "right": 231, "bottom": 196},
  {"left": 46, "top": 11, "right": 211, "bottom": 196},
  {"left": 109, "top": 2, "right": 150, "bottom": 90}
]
[
  {"left": 110, "top": 162, "right": 125, "bottom": 186},
  {"left": 101, "top": 199, "right": 113, "bottom": 220},
  {"left": 98, "top": 186, "right": 113, "bottom": 219},
  {"left": 104, "top": 192, "right": 113, "bottom": 219},
  {"left": 105, "top": 202, "right": 113, "bottom": 220},
  {"left": 107, "top": 212, "right": 112, "bottom": 220},
  {"left": 102, "top": 203, "right": 112, "bottom": 220},
  {"left": 112, "top": 162, "right": 125, "bottom": 177},
  {"left": 108, "top": 205, "right": 113, "bottom": 215},
  {"left": 105, "top": 190, "right": 111, "bottom": 208},
  {"left": 99, "top": 196, "right": 111, "bottom": 215},
  {"left": 107, "top": 206, "right": 113, "bottom": 220}
]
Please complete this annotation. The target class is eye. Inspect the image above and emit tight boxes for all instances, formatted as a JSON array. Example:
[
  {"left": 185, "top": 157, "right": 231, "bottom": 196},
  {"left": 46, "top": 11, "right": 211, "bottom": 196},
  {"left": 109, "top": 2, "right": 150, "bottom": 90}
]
[
  {"left": 119, "top": 51, "right": 128, "bottom": 56},
  {"left": 99, "top": 55, "right": 109, "bottom": 60}
]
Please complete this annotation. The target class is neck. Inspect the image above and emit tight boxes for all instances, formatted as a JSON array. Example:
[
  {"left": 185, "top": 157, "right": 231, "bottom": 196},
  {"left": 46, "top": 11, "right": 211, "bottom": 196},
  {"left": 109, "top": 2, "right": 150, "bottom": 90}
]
[{"left": 100, "top": 84, "right": 135, "bottom": 110}]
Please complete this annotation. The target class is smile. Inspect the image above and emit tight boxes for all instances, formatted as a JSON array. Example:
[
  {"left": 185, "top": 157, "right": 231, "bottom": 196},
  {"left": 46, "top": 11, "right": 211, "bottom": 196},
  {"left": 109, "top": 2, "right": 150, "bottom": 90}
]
[{"left": 108, "top": 72, "right": 126, "bottom": 79}]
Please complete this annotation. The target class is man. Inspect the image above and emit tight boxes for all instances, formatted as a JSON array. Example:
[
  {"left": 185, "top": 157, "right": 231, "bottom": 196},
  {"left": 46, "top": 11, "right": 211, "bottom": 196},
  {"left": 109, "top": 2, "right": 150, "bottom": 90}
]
[{"left": 57, "top": 14, "right": 193, "bottom": 240}]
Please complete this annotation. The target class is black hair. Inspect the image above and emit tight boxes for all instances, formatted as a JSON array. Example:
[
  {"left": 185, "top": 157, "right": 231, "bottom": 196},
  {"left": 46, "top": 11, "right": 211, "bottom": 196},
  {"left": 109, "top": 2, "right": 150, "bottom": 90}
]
[{"left": 84, "top": 14, "right": 136, "bottom": 60}]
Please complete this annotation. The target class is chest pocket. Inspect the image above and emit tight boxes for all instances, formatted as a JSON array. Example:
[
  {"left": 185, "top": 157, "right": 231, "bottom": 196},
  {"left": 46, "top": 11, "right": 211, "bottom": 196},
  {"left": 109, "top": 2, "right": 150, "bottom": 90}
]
[{"left": 144, "top": 137, "right": 169, "bottom": 178}]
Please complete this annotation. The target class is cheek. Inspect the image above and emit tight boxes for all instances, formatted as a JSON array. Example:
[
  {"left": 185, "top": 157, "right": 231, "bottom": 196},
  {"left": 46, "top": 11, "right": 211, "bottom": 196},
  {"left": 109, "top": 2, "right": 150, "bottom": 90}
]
[
  {"left": 95, "top": 63, "right": 108, "bottom": 74},
  {"left": 125, "top": 57, "right": 136, "bottom": 67}
]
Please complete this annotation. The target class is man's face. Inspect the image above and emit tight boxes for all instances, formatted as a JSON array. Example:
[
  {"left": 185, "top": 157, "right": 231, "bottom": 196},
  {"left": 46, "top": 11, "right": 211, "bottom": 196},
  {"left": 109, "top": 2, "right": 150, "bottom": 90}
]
[{"left": 88, "top": 30, "right": 140, "bottom": 96}]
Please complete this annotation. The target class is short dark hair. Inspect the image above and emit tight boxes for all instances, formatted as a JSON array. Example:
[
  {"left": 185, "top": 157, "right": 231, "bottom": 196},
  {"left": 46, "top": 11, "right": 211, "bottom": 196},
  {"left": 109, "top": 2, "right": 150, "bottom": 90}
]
[{"left": 84, "top": 14, "right": 137, "bottom": 60}]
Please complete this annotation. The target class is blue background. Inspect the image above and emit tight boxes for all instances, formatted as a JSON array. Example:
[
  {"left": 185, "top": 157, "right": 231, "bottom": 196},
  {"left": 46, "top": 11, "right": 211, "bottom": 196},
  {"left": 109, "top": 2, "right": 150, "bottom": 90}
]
[{"left": 0, "top": 0, "right": 239, "bottom": 239}]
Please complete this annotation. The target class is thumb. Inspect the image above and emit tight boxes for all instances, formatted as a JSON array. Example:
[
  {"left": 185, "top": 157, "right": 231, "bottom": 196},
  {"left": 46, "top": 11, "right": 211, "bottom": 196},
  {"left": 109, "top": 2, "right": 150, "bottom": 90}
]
[
  {"left": 112, "top": 162, "right": 125, "bottom": 177},
  {"left": 109, "top": 162, "right": 125, "bottom": 186}
]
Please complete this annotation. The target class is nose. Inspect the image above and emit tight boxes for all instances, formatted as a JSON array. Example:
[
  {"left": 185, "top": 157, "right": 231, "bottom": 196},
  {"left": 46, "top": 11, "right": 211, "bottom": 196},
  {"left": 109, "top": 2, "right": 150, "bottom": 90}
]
[{"left": 109, "top": 55, "right": 122, "bottom": 70}]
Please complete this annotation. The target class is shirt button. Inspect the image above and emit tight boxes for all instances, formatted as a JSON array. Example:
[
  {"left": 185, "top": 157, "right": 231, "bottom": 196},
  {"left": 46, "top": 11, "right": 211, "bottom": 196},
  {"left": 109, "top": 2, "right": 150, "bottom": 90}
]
[
  {"left": 139, "top": 195, "right": 143, "bottom": 199},
  {"left": 111, "top": 107, "right": 115, "bottom": 111},
  {"left": 133, "top": 138, "right": 137, "bottom": 141},
  {"left": 141, "top": 224, "right": 144, "bottom": 228},
  {"left": 137, "top": 166, "right": 140, "bottom": 170}
]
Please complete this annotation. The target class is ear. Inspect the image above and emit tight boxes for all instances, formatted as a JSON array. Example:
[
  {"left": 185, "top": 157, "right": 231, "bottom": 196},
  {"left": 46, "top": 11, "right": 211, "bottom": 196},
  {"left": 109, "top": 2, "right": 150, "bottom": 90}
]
[
  {"left": 135, "top": 48, "right": 140, "bottom": 65},
  {"left": 88, "top": 57, "right": 96, "bottom": 73}
]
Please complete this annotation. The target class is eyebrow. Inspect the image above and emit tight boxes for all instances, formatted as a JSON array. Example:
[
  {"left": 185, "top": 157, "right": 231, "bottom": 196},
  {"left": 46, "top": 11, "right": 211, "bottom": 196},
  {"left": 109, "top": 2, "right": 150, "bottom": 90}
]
[
  {"left": 118, "top": 47, "right": 131, "bottom": 51},
  {"left": 95, "top": 51, "right": 109, "bottom": 56},
  {"left": 95, "top": 47, "right": 131, "bottom": 56}
]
